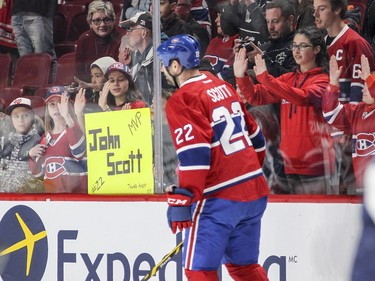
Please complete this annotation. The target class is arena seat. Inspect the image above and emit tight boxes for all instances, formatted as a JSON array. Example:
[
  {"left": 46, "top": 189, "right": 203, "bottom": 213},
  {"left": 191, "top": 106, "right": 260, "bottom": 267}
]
[
  {"left": 0, "top": 53, "right": 12, "bottom": 88},
  {"left": 0, "top": 87, "right": 23, "bottom": 108},
  {"left": 55, "top": 52, "right": 76, "bottom": 86},
  {"left": 12, "top": 53, "right": 53, "bottom": 89}
]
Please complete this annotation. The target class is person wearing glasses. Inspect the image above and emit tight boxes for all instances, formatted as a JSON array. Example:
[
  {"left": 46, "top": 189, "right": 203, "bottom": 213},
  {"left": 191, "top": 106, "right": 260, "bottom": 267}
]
[
  {"left": 122, "top": 12, "right": 154, "bottom": 105},
  {"left": 74, "top": 0, "right": 127, "bottom": 84},
  {"left": 234, "top": 26, "right": 335, "bottom": 194},
  {"left": 224, "top": 0, "right": 297, "bottom": 194}
]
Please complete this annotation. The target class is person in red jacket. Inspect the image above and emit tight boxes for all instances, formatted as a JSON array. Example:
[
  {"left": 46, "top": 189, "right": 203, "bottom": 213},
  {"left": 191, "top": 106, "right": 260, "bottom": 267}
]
[
  {"left": 234, "top": 26, "right": 335, "bottom": 194},
  {"left": 323, "top": 54, "right": 375, "bottom": 191}
]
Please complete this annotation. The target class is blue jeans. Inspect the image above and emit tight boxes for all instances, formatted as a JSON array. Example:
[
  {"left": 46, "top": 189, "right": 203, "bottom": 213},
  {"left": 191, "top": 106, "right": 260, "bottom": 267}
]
[{"left": 11, "top": 13, "right": 57, "bottom": 82}]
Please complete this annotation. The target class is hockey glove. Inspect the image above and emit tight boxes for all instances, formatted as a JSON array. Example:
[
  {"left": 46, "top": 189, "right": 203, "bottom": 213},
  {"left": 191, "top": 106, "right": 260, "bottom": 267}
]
[{"left": 166, "top": 185, "right": 194, "bottom": 234}]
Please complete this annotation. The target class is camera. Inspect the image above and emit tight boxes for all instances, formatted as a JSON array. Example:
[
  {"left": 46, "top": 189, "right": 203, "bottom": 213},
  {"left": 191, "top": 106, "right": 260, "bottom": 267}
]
[{"left": 239, "top": 37, "right": 254, "bottom": 52}]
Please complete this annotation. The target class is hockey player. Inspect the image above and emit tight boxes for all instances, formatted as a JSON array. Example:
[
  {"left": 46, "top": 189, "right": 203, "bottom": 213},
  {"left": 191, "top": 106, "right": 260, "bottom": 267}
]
[
  {"left": 156, "top": 34, "right": 270, "bottom": 281},
  {"left": 323, "top": 54, "right": 375, "bottom": 190}
]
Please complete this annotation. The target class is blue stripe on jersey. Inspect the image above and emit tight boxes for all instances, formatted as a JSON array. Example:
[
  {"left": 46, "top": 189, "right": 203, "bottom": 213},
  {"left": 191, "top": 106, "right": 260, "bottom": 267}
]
[
  {"left": 70, "top": 135, "right": 86, "bottom": 158},
  {"left": 350, "top": 83, "right": 364, "bottom": 103},
  {"left": 338, "top": 80, "right": 351, "bottom": 103},
  {"left": 323, "top": 103, "right": 343, "bottom": 124},
  {"left": 203, "top": 168, "right": 263, "bottom": 195},
  {"left": 249, "top": 126, "right": 266, "bottom": 151},
  {"left": 177, "top": 143, "right": 211, "bottom": 169}
]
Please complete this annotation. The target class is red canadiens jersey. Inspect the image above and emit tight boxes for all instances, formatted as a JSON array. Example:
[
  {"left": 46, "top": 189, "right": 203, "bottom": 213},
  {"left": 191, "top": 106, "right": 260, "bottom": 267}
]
[
  {"left": 203, "top": 34, "right": 238, "bottom": 80},
  {"left": 326, "top": 25, "right": 375, "bottom": 104},
  {"left": 323, "top": 84, "right": 375, "bottom": 188},
  {"left": 0, "top": 0, "right": 16, "bottom": 48},
  {"left": 166, "top": 71, "right": 269, "bottom": 202},
  {"left": 29, "top": 122, "right": 87, "bottom": 193}
]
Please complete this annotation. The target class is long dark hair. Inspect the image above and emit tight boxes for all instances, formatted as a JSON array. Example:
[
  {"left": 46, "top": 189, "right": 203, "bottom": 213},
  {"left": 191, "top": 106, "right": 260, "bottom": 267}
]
[
  {"left": 294, "top": 26, "right": 329, "bottom": 73},
  {"left": 107, "top": 75, "right": 144, "bottom": 107}
]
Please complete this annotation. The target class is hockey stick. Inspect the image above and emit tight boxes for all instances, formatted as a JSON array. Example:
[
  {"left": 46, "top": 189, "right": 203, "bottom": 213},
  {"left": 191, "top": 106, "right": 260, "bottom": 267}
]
[{"left": 141, "top": 241, "right": 184, "bottom": 281}]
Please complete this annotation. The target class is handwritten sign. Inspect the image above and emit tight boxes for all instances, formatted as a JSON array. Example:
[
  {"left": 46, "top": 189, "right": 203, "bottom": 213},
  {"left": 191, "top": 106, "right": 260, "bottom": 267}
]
[{"left": 85, "top": 109, "right": 154, "bottom": 194}]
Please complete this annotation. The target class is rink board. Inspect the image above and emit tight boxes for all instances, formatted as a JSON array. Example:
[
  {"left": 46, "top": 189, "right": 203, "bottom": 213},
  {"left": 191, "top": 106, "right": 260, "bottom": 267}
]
[{"left": 0, "top": 195, "right": 362, "bottom": 281}]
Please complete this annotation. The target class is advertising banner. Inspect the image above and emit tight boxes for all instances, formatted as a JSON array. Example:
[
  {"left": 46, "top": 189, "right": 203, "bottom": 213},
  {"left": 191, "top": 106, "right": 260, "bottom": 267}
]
[
  {"left": 0, "top": 200, "right": 362, "bottom": 281},
  {"left": 85, "top": 109, "right": 154, "bottom": 194}
]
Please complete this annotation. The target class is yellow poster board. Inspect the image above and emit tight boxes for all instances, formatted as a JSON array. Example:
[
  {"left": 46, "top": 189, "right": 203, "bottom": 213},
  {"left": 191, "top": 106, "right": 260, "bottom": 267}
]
[{"left": 85, "top": 108, "right": 154, "bottom": 194}]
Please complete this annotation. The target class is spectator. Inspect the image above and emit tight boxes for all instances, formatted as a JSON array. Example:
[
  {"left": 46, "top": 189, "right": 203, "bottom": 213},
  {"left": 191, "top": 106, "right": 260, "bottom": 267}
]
[
  {"left": 157, "top": 34, "right": 269, "bottom": 280},
  {"left": 158, "top": 0, "right": 190, "bottom": 38},
  {"left": 323, "top": 54, "right": 375, "bottom": 190},
  {"left": 174, "top": 0, "right": 210, "bottom": 57},
  {"left": 0, "top": 0, "right": 18, "bottom": 74},
  {"left": 203, "top": 12, "right": 238, "bottom": 80},
  {"left": 121, "top": 0, "right": 150, "bottom": 20},
  {"left": 75, "top": 0, "right": 126, "bottom": 83},
  {"left": 89, "top": 56, "right": 116, "bottom": 104},
  {"left": 0, "top": 98, "right": 44, "bottom": 192},
  {"left": 226, "top": 0, "right": 297, "bottom": 193},
  {"left": 188, "top": 0, "right": 212, "bottom": 37},
  {"left": 29, "top": 86, "right": 87, "bottom": 193},
  {"left": 234, "top": 26, "right": 335, "bottom": 194},
  {"left": 118, "top": 35, "right": 132, "bottom": 65},
  {"left": 314, "top": 0, "right": 375, "bottom": 194},
  {"left": 11, "top": 0, "right": 57, "bottom": 83},
  {"left": 98, "top": 62, "right": 146, "bottom": 111},
  {"left": 70, "top": 56, "right": 117, "bottom": 132},
  {"left": 293, "top": 0, "right": 315, "bottom": 30},
  {"left": 123, "top": 11, "right": 154, "bottom": 105},
  {"left": 227, "top": 0, "right": 297, "bottom": 86},
  {"left": 238, "top": 0, "right": 269, "bottom": 47}
]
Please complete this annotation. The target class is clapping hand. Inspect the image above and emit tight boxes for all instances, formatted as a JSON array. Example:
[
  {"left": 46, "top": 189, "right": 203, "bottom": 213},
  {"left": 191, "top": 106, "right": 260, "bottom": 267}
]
[
  {"left": 99, "top": 81, "right": 110, "bottom": 111},
  {"left": 329, "top": 55, "right": 342, "bottom": 86},
  {"left": 74, "top": 88, "right": 86, "bottom": 116},
  {"left": 253, "top": 54, "right": 267, "bottom": 76},
  {"left": 57, "top": 91, "right": 70, "bottom": 120},
  {"left": 233, "top": 48, "right": 248, "bottom": 78},
  {"left": 360, "top": 54, "right": 371, "bottom": 81}
]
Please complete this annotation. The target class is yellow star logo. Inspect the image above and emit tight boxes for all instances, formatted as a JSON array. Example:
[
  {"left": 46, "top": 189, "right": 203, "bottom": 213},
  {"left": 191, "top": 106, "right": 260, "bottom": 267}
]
[{"left": 0, "top": 212, "right": 47, "bottom": 276}]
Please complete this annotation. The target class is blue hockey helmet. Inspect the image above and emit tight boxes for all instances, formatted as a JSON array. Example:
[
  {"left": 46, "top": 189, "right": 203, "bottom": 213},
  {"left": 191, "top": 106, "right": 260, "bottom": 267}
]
[{"left": 157, "top": 34, "right": 200, "bottom": 69}]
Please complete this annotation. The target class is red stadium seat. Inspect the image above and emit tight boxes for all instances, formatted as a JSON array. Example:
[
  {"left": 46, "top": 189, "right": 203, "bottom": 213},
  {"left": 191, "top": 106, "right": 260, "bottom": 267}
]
[
  {"left": 55, "top": 52, "right": 76, "bottom": 86},
  {"left": 0, "top": 54, "right": 12, "bottom": 88},
  {"left": 54, "top": 42, "right": 77, "bottom": 58},
  {"left": 12, "top": 53, "right": 53, "bottom": 89},
  {"left": 67, "top": 10, "right": 90, "bottom": 41},
  {"left": 53, "top": 12, "right": 68, "bottom": 44},
  {"left": 0, "top": 87, "right": 23, "bottom": 108},
  {"left": 54, "top": 3, "right": 87, "bottom": 43}
]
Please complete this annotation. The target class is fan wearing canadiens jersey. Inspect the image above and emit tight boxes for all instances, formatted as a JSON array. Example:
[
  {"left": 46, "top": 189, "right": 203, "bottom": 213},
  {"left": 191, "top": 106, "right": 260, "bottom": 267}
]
[
  {"left": 314, "top": 0, "right": 375, "bottom": 194},
  {"left": 157, "top": 34, "right": 269, "bottom": 281},
  {"left": 29, "top": 86, "right": 87, "bottom": 193},
  {"left": 323, "top": 55, "right": 375, "bottom": 190}
]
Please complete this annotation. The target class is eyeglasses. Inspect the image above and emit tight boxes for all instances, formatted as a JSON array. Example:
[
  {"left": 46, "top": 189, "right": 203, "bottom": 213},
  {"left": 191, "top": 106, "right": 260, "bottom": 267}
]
[
  {"left": 91, "top": 17, "right": 114, "bottom": 25},
  {"left": 291, "top": 43, "right": 313, "bottom": 51}
]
